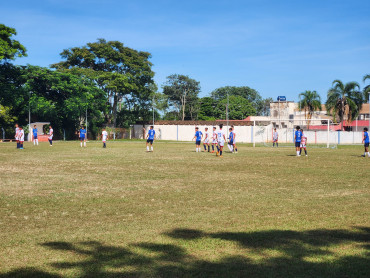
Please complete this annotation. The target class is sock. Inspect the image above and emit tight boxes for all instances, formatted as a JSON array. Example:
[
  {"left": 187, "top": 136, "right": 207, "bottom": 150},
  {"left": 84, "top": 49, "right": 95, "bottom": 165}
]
[
  {"left": 220, "top": 150, "right": 223, "bottom": 156},
  {"left": 33, "top": 140, "right": 35, "bottom": 145},
  {"left": 36, "top": 139, "right": 39, "bottom": 145},
  {"left": 203, "top": 145, "right": 206, "bottom": 150},
  {"left": 151, "top": 146, "right": 153, "bottom": 151},
  {"left": 304, "top": 149, "right": 307, "bottom": 155},
  {"left": 235, "top": 148, "right": 238, "bottom": 152},
  {"left": 276, "top": 143, "right": 278, "bottom": 147},
  {"left": 217, "top": 146, "right": 219, "bottom": 152},
  {"left": 147, "top": 146, "right": 149, "bottom": 151},
  {"left": 273, "top": 143, "right": 275, "bottom": 147},
  {"left": 300, "top": 149, "right": 302, "bottom": 155},
  {"left": 81, "top": 142, "right": 82, "bottom": 147},
  {"left": 84, "top": 141, "right": 86, "bottom": 147},
  {"left": 212, "top": 145, "right": 214, "bottom": 151},
  {"left": 297, "top": 151, "right": 300, "bottom": 156},
  {"left": 208, "top": 145, "right": 210, "bottom": 152}
]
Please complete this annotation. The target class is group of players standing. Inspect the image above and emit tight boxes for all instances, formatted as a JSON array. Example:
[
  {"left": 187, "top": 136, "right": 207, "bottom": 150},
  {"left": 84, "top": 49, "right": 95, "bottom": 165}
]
[
  {"left": 14, "top": 124, "right": 54, "bottom": 149},
  {"left": 192, "top": 124, "right": 238, "bottom": 157}
]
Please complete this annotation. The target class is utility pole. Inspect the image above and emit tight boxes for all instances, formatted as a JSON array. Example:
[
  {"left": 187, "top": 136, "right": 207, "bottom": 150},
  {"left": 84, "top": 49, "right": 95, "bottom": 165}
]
[
  {"left": 28, "top": 91, "right": 31, "bottom": 141},
  {"left": 226, "top": 93, "right": 229, "bottom": 130}
]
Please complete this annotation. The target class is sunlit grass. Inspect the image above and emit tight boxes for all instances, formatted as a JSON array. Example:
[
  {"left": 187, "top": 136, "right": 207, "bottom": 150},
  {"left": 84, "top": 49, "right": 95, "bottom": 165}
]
[{"left": 0, "top": 141, "right": 369, "bottom": 277}]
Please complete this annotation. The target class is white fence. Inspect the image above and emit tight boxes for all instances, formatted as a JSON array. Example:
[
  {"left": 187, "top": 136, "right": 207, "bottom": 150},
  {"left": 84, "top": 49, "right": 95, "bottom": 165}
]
[{"left": 133, "top": 124, "right": 365, "bottom": 145}]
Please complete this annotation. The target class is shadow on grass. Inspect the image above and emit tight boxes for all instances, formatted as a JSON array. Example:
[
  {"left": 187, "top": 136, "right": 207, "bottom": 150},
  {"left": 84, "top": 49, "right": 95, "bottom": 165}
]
[{"left": 1, "top": 227, "right": 369, "bottom": 277}]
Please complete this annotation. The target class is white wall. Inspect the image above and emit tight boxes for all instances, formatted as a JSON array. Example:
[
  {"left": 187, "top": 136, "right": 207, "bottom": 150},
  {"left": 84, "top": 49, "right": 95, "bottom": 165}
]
[{"left": 133, "top": 124, "right": 365, "bottom": 145}]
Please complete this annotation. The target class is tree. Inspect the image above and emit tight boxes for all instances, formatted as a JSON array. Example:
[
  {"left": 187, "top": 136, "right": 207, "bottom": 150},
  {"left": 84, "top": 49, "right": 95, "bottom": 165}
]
[
  {"left": 298, "top": 90, "right": 321, "bottom": 127},
  {"left": 162, "top": 74, "right": 200, "bottom": 121},
  {"left": 51, "top": 39, "right": 154, "bottom": 128},
  {"left": 363, "top": 74, "right": 370, "bottom": 102},
  {"left": 198, "top": 97, "right": 217, "bottom": 120},
  {"left": 0, "top": 24, "right": 27, "bottom": 61},
  {"left": 326, "top": 80, "right": 364, "bottom": 130},
  {"left": 215, "top": 95, "right": 256, "bottom": 120},
  {"left": 210, "top": 86, "right": 269, "bottom": 115}
]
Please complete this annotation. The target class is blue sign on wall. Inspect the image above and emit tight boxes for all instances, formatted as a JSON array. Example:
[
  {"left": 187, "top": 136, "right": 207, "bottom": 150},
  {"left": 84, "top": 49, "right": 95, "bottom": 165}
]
[{"left": 277, "top": 96, "right": 286, "bottom": 101}]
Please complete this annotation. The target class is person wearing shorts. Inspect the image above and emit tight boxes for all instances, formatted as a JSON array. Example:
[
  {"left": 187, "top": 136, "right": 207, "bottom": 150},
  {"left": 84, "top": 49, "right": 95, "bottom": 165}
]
[
  {"left": 203, "top": 127, "right": 210, "bottom": 152},
  {"left": 48, "top": 125, "right": 53, "bottom": 146},
  {"left": 32, "top": 125, "right": 39, "bottom": 146},
  {"left": 79, "top": 126, "right": 87, "bottom": 147},
  {"left": 362, "top": 127, "right": 370, "bottom": 157},
  {"left": 299, "top": 129, "right": 308, "bottom": 156},
  {"left": 18, "top": 126, "right": 24, "bottom": 149},
  {"left": 211, "top": 126, "right": 218, "bottom": 153},
  {"left": 192, "top": 127, "right": 203, "bottom": 152},
  {"left": 15, "top": 123, "right": 20, "bottom": 149},
  {"left": 228, "top": 127, "right": 234, "bottom": 153},
  {"left": 231, "top": 125, "right": 238, "bottom": 153},
  {"left": 146, "top": 126, "right": 155, "bottom": 152},
  {"left": 102, "top": 128, "right": 108, "bottom": 148},
  {"left": 294, "top": 126, "right": 302, "bottom": 156},
  {"left": 216, "top": 124, "right": 226, "bottom": 157},
  {"left": 273, "top": 128, "right": 278, "bottom": 147}
]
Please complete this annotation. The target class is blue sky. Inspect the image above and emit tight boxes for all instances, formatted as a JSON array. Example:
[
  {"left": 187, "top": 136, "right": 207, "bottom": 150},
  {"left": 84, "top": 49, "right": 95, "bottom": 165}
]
[{"left": 1, "top": 0, "right": 370, "bottom": 101}]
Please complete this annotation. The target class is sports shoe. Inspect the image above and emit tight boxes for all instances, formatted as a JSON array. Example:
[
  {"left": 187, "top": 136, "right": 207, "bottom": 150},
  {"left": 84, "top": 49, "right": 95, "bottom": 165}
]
[{"left": 216, "top": 152, "right": 219, "bottom": 156}]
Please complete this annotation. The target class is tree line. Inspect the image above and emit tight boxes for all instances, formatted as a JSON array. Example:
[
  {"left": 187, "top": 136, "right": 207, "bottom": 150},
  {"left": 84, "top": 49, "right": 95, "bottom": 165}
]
[
  {"left": 1, "top": 24, "right": 369, "bottom": 139},
  {"left": 0, "top": 24, "right": 271, "bottom": 139}
]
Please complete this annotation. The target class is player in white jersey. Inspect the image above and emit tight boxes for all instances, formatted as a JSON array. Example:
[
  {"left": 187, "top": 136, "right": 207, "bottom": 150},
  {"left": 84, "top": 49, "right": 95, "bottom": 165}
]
[
  {"left": 299, "top": 129, "right": 308, "bottom": 156},
  {"left": 203, "top": 127, "right": 210, "bottom": 152},
  {"left": 15, "top": 123, "right": 20, "bottom": 149},
  {"left": 273, "top": 128, "right": 279, "bottom": 147},
  {"left": 211, "top": 126, "right": 218, "bottom": 153},
  {"left": 18, "top": 126, "right": 25, "bottom": 149},
  {"left": 48, "top": 125, "right": 53, "bottom": 146},
  {"left": 102, "top": 128, "right": 108, "bottom": 148},
  {"left": 216, "top": 124, "right": 226, "bottom": 157}
]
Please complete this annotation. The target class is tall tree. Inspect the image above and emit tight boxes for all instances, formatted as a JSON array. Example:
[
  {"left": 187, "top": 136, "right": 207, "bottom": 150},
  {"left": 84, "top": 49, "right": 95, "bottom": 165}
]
[
  {"left": 210, "top": 86, "right": 268, "bottom": 115},
  {"left": 162, "top": 74, "right": 200, "bottom": 121},
  {"left": 215, "top": 95, "right": 256, "bottom": 120},
  {"left": 298, "top": 90, "right": 321, "bottom": 127},
  {"left": 0, "top": 24, "right": 27, "bottom": 61},
  {"left": 326, "top": 80, "right": 363, "bottom": 129},
  {"left": 198, "top": 97, "right": 217, "bottom": 120},
  {"left": 363, "top": 74, "right": 370, "bottom": 102},
  {"left": 51, "top": 39, "right": 154, "bottom": 128}
]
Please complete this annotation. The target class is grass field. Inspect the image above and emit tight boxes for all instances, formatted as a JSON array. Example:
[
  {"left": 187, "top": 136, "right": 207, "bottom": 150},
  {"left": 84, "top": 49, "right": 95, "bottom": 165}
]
[{"left": 0, "top": 141, "right": 369, "bottom": 277}]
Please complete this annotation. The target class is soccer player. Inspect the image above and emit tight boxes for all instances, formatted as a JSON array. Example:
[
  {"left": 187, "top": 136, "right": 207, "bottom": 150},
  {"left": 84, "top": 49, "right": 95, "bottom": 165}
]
[
  {"left": 48, "top": 125, "right": 53, "bottom": 146},
  {"left": 228, "top": 127, "right": 234, "bottom": 153},
  {"left": 203, "top": 127, "right": 210, "bottom": 152},
  {"left": 79, "top": 126, "right": 87, "bottom": 147},
  {"left": 102, "top": 128, "right": 108, "bottom": 148},
  {"left": 362, "top": 127, "right": 370, "bottom": 157},
  {"left": 231, "top": 125, "right": 238, "bottom": 153},
  {"left": 192, "top": 127, "right": 203, "bottom": 152},
  {"left": 146, "top": 125, "right": 155, "bottom": 152},
  {"left": 211, "top": 126, "right": 218, "bottom": 153},
  {"left": 18, "top": 126, "right": 24, "bottom": 149},
  {"left": 15, "top": 123, "right": 20, "bottom": 149},
  {"left": 216, "top": 124, "right": 226, "bottom": 157},
  {"left": 294, "top": 126, "right": 302, "bottom": 156},
  {"left": 299, "top": 129, "right": 308, "bottom": 156},
  {"left": 32, "top": 125, "right": 39, "bottom": 146},
  {"left": 273, "top": 128, "right": 279, "bottom": 147}
]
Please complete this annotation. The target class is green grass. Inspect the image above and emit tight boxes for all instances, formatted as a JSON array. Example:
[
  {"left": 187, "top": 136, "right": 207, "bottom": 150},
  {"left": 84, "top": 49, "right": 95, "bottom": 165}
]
[{"left": 0, "top": 141, "right": 369, "bottom": 277}]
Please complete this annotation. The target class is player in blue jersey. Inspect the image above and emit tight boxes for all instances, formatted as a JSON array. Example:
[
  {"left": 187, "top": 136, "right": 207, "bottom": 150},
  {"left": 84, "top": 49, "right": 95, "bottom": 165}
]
[
  {"left": 146, "top": 126, "right": 156, "bottom": 152},
  {"left": 228, "top": 127, "right": 234, "bottom": 153},
  {"left": 294, "top": 126, "right": 302, "bottom": 156},
  {"left": 32, "top": 125, "right": 39, "bottom": 146},
  {"left": 79, "top": 126, "right": 87, "bottom": 147},
  {"left": 231, "top": 125, "right": 238, "bottom": 153},
  {"left": 192, "top": 127, "right": 203, "bottom": 152},
  {"left": 362, "top": 127, "right": 370, "bottom": 157}
]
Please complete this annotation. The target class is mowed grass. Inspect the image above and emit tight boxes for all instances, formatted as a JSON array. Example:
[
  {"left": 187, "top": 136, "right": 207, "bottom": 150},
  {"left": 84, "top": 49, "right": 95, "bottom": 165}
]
[{"left": 0, "top": 141, "right": 369, "bottom": 277}]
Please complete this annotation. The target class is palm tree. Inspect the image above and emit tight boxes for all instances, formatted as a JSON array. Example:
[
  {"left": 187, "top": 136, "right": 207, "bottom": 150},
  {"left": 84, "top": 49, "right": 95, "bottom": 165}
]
[
  {"left": 363, "top": 74, "right": 370, "bottom": 102},
  {"left": 298, "top": 90, "right": 321, "bottom": 128},
  {"left": 325, "top": 80, "right": 363, "bottom": 130}
]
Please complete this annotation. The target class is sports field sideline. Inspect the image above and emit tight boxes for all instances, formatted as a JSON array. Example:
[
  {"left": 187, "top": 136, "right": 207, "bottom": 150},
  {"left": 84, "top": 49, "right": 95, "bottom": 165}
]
[{"left": 0, "top": 141, "right": 369, "bottom": 277}]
